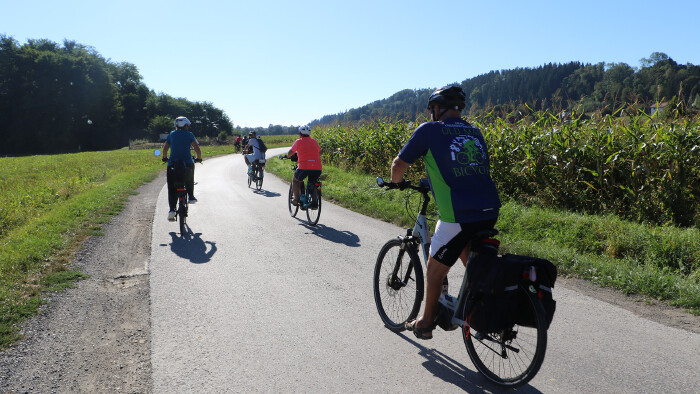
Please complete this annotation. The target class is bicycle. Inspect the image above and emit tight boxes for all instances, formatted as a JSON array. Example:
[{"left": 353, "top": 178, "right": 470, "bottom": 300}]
[
  {"left": 248, "top": 159, "right": 265, "bottom": 191},
  {"left": 279, "top": 156, "right": 322, "bottom": 226},
  {"left": 373, "top": 177, "right": 547, "bottom": 388},
  {"left": 163, "top": 156, "right": 202, "bottom": 236}
]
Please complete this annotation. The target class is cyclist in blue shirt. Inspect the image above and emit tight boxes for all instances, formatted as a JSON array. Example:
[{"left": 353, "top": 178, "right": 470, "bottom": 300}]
[
  {"left": 162, "top": 116, "right": 202, "bottom": 221},
  {"left": 390, "top": 86, "right": 501, "bottom": 340}
]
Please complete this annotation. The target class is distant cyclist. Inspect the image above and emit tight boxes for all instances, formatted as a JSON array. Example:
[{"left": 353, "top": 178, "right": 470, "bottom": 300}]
[
  {"left": 281, "top": 125, "right": 322, "bottom": 206},
  {"left": 243, "top": 131, "right": 265, "bottom": 174},
  {"left": 390, "top": 86, "right": 501, "bottom": 340},
  {"left": 162, "top": 116, "right": 202, "bottom": 221}
]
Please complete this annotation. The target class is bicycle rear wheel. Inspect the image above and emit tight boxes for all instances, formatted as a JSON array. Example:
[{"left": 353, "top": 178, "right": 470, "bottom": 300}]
[
  {"left": 373, "top": 239, "right": 423, "bottom": 332},
  {"left": 178, "top": 195, "right": 187, "bottom": 236},
  {"left": 463, "top": 285, "right": 547, "bottom": 388},
  {"left": 305, "top": 185, "right": 321, "bottom": 226},
  {"left": 288, "top": 182, "right": 298, "bottom": 217},
  {"left": 247, "top": 171, "right": 252, "bottom": 188},
  {"left": 256, "top": 167, "right": 264, "bottom": 190}
]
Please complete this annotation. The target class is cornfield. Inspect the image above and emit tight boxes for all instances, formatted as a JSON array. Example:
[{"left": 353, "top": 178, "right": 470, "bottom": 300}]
[{"left": 314, "top": 110, "right": 700, "bottom": 228}]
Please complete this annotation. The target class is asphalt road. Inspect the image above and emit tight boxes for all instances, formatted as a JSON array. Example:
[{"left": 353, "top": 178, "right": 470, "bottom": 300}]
[{"left": 149, "top": 148, "right": 700, "bottom": 393}]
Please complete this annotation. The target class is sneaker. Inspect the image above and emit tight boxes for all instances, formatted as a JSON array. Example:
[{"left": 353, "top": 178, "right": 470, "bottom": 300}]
[
  {"left": 167, "top": 210, "right": 177, "bottom": 221},
  {"left": 188, "top": 196, "right": 197, "bottom": 203}
]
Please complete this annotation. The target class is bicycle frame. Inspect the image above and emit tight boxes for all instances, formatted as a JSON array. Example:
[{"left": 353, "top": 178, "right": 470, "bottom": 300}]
[{"left": 389, "top": 178, "right": 482, "bottom": 329}]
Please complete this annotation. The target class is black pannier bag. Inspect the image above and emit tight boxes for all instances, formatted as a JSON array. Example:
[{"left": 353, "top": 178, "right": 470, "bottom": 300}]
[
  {"left": 168, "top": 162, "right": 187, "bottom": 188},
  {"left": 500, "top": 254, "right": 557, "bottom": 330},
  {"left": 465, "top": 240, "right": 519, "bottom": 334}
]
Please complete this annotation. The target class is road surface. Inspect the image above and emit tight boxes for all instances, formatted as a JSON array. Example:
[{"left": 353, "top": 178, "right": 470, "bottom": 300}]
[{"left": 149, "top": 148, "right": 699, "bottom": 392}]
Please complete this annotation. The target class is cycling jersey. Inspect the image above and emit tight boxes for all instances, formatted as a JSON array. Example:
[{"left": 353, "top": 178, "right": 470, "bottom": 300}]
[
  {"left": 167, "top": 129, "right": 198, "bottom": 166},
  {"left": 398, "top": 117, "right": 500, "bottom": 223},
  {"left": 247, "top": 138, "right": 265, "bottom": 161},
  {"left": 290, "top": 137, "right": 322, "bottom": 171}
]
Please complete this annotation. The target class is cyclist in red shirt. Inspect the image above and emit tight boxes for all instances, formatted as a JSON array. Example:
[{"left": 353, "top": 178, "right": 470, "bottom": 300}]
[{"left": 282, "top": 125, "right": 322, "bottom": 206}]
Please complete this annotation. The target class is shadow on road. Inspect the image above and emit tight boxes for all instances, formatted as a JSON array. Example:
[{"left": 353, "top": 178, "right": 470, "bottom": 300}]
[
  {"left": 300, "top": 223, "right": 360, "bottom": 247},
  {"left": 395, "top": 331, "right": 543, "bottom": 393},
  {"left": 252, "top": 189, "right": 281, "bottom": 198},
  {"left": 165, "top": 231, "right": 217, "bottom": 264}
]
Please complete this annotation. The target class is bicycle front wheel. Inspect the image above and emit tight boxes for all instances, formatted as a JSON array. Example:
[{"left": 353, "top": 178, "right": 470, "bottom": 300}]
[
  {"left": 464, "top": 284, "right": 547, "bottom": 388},
  {"left": 373, "top": 239, "right": 424, "bottom": 332},
  {"left": 255, "top": 168, "right": 264, "bottom": 190},
  {"left": 288, "top": 182, "right": 298, "bottom": 217},
  {"left": 305, "top": 186, "right": 321, "bottom": 226}
]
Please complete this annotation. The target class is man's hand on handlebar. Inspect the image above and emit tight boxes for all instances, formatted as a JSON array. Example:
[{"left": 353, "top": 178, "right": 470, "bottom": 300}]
[
  {"left": 162, "top": 156, "right": 168, "bottom": 163},
  {"left": 377, "top": 177, "right": 410, "bottom": 190},
  {"left": 194, "top": 158, "right": 203, "bottom": 163}
]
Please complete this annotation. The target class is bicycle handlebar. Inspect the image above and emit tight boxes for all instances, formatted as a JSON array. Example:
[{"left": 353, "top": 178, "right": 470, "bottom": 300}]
[
  {"left": 161, "top": 156, "right": 203, "bottom": 164},
  {"left": 376, "top": 177, "right": 430, "bottom": 193}
]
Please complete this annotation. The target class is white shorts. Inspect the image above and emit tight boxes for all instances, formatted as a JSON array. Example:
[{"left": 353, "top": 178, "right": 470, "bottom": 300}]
[{"left": 429, "top": 219, "right": 498, "bottom": 267}]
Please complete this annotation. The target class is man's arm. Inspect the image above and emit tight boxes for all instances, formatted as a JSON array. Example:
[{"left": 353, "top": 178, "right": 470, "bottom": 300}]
[
  {"left": 191, "top": 141, "right": 202, "bottom": 160},
  {"left": 162, "top": 141, "right": 170, "bottom": 159},
  {"left": 390, "top": 156, "right": 410, "bottom": 183}
]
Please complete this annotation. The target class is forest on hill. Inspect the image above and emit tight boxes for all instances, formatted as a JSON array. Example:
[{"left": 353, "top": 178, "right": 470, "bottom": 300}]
[
  {"left": 311, "top": 52, "right": 700, "bottom": 126},
  {"left": 0, "top": 36, "right": 234, "bottom": 155}
]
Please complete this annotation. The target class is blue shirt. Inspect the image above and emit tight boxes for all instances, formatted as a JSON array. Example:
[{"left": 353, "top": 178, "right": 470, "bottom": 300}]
[
  {"left": 166, "top": 129, "right": 198, "bottom": 166},
  {"left": 398, "top": 118, "right": 501, "bottom": 223}
]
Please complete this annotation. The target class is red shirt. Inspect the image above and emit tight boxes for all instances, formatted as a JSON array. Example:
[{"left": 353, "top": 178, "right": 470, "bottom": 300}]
[{"left": 291, "top": 137, "right": 322, "bottom": 170}]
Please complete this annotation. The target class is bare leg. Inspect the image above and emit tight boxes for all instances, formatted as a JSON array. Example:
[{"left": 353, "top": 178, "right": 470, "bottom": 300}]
[
  {"left": 414, "top": 257, "right": 450, "bottom": 335},
  {"left": 292, "top": 178, "right": 302, "bottom": 203}
]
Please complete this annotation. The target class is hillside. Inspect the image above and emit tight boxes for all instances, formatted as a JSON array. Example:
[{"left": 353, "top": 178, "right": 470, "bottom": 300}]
[{"left": 311, "top": 52, "right": 700, "bottom": 126}]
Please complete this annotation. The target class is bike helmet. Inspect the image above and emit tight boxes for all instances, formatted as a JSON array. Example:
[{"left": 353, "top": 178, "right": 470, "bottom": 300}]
[
  {"left": 299, "top": 125, "right": 311, "bottom": 135},
  {"left": 427, "top": 86, "right": 466, "bottom": 110},
  {"left": 248, "top": 131, "right": 257, "bottom": 137},
  {"left": 174, "top": 116, "right": 191, "bottom": 128}
]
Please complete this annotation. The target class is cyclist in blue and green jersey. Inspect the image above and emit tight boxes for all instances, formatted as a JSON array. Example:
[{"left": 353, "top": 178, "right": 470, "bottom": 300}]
[{"left": 390, "top": 86, "right": 501, "bottom": 340}]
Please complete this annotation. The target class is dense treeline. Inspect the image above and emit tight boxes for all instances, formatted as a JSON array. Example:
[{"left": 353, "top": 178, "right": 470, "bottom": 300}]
[
  {"left": 311, "top": 53, "right": 700, "bottom": 126},
  {"left": 233, "top": 124, "right": 299, "bottom": 137},
  {"left": 0, "top": 36, "right": 233, "bottom": 155}
]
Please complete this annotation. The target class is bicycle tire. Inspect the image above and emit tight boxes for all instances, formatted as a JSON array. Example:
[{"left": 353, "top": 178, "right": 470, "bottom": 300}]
[
  {"left": 463, "top": 284, "right": 547, "bottom": 388},
  {"left": 305, "top": 185, "right": 321, "bottom": 226},
  {"left": 288, "top": 182, "right": 298, "bottom": 217},
  {"left": 256, "top": 167, "right": 264, "bottom": 190},
  {"left": 178, "top": 195, "right": 187, "bottom": 236},
  {"left": 373, "top": 239, "right": 424, "bottom": 332},
  {"left": 247, "top": 171, "right": 252, "bottom": 188}
]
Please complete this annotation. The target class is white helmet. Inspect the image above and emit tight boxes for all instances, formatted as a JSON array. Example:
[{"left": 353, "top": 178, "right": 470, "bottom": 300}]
[
  {"left": 299, "top": 125, "right": 311, "bottom": 135},
  {"left": 174, "top": 116, "right": 191, "bottom": 128}
]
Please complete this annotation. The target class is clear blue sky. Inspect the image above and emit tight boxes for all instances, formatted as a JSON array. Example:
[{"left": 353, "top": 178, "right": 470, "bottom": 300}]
[{"left": 4, "top": 0, "right": 700, "bottom": 127}]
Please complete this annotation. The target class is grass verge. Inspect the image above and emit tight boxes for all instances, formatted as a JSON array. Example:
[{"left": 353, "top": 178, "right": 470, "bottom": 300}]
[
  {"left": 266, "top": 157, "right": 700, "bottom": 315},
  {"left": 0, "top": 153, "right": 163, "bottom": 349}
]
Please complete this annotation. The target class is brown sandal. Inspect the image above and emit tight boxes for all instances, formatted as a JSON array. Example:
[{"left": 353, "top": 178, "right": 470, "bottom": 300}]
[{"left": 405, "top": 319, "right": 434, "bottom": 340}]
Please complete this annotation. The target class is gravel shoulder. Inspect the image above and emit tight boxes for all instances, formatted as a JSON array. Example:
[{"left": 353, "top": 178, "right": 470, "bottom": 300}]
[
  {"left": 0, "top": 173, "right": 163, "bottom": 393},
  {"left": 1, "top": 172, "right": 698, "bottom": 392}
]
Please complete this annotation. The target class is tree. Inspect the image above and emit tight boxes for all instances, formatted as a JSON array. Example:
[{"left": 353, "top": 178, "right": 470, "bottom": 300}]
[{"left": 640, "top": 52, "right": 669, "bottom": 68}]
